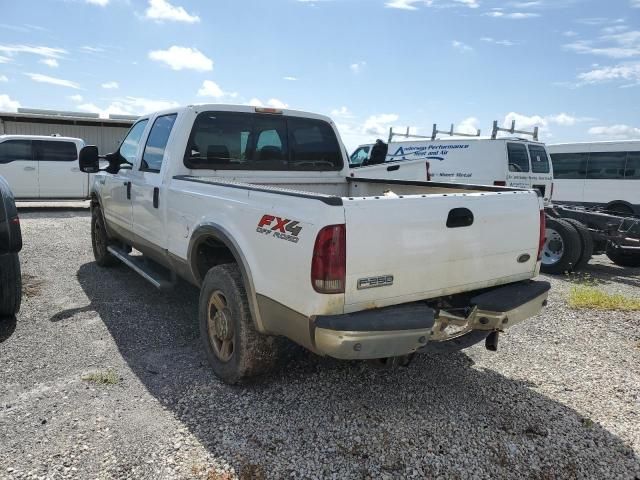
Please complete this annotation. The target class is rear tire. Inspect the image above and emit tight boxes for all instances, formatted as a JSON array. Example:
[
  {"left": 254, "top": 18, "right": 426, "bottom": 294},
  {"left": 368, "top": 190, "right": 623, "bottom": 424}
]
[
  {"left": 606, "top": 243, "right": 640, "bottom": 268},
  {"left": 91, "top": 207, "right": 118, "bottom": 267},
  {"left": 199, "top": 263, "right": 282, "bottom": 384},
  {"left": 563, "top": 218, "right": 594, "bottom": 271},
  {"left": 540, "top": 218, "right": 582, "bottom": 274},
  {"left": 0, "top": 253, "right": 21, "bottom": 317}
]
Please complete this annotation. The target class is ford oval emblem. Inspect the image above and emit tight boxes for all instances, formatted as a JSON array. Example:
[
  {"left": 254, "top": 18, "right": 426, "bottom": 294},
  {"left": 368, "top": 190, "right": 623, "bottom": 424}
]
[{"left": 517, "top": 254, "right": 531, "bottom": 263}]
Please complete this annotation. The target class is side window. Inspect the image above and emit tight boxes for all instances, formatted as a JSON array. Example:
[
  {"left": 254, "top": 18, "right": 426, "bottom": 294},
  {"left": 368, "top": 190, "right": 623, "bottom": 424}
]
[
  {"left": 350, "top": 146, "right": 370, "bottom": 167},
  {"left": 586, "top": 152, "right": 626, "bottom": 180},
  {"left": 507, "top": 143, "right": 530, "bottom": 172},
  {"left": 0, "top": 140, "right": 32, "bottom": 164},
  {"left": 551, "top": 153, "right": 588, "bottom": 179},
  {"left": 624, "top": 152, "right": 640, "bottom": 179},
  {"left": 119, "top": 120, "right": 149, "bottom": 164},
  {"left": 528, "top": 145, "right": 550, "bottom": 174},
  {"left": 288, "top": 117, "right": 342, "bottom": 171},
  {"left": 33, "top": 141, "right": 77, "bottom": 161},
  {"left": 141, "top": 114, "right": 177, "bottom": 172}
]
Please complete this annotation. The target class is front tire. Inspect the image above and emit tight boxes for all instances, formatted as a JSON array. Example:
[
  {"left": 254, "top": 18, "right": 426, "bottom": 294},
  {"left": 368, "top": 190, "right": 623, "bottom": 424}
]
[
  {"left": 91, "top": 207, "right": 118, "bottom": 267},
  {"left": 199, "top": 264, "right": 281, "bottom": 384},
  {"left": 0, "top": 253, "right": 21, "bottom": 317},
  {"left": 540, "top": 218, "right": 582, "bottom": 274}
]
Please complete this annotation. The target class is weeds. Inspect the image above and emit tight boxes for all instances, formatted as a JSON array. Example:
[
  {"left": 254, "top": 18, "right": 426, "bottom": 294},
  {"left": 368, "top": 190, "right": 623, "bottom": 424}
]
[
  {"left": 568, "top": 286, "right": 640, "bottom": 311},
  {"left": 82, "top": 369, "right": 119, "bottom": 385}
]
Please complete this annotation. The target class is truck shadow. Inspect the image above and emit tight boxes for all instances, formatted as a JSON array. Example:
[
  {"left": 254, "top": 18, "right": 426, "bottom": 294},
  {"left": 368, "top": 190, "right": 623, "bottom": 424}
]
[
  {"left": 0, "top": 315, "right": 17, "bottom": 343},
  {"left": 53, "top": 262, "right": 639, "bottom": 478},
  {"left": 551, "top": 260, "right": 640, "bottom": 289}
]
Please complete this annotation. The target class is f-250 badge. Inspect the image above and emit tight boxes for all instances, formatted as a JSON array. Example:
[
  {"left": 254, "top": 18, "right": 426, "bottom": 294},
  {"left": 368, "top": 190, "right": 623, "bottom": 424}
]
[{"left": 257, "top": 215, "right": 302, "bottom": 244}]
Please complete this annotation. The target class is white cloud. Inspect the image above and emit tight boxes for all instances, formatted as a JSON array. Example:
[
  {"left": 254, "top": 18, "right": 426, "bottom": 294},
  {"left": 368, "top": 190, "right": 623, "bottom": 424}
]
[
  {"left": 0, "top": 75, "right": 7, "bottom": 82},
  {"left": 40, "top": 58, "right": 59, "bottom": 68},
  {"left": 197, "top": 80, "right": 238, "bottom": 100},
  {"left": 480, "top": 37, "right": 515, "bottom": 46},
  {"left": 81, "top": 46, "right": 105, "bottom": 53},
  {"left": 457, "top": 117, "right": 481, "bottom": 135},
  {"left": 331, "top": 106, "right": 352, "bottom": 118},
  {"left": 385, "top": 0, "right": 478, "bottom": 9},
  {"left": 0, "top": 44, "right": 66, "bottom": 59},
  {"left": 0, "top": 94, "right": 20, "bottom": 112},
  {"left": 563, "top": 30, "right": 578, "bottom": 37},
  {"left": 25, "top": 73, "right": 80, "bottom": 89},
  {"left": 485, "top": 10, "right": 540, "bottom": 18},
  {"left": 631, "top": 0, "right": 640, "bottom": 7},
  {"left": 248, "top": 98, "right": 289, "bottom": 109},
  {"left": 0, "top": 56, "right": 10, "bottom": 64},
  {"left": 86, "top": 0, "right": 109, "bottom": 5},
  {"left": 385, "top": 0, "right": 422, "bottom": 10},
  {"left": 148, "top": 46, "right": 213, "bottom": 71},
  {"left": 588, "top": 124, "right": 640, "bottom": 140},
  {"left": 283, "top": 76, "right": 298, "bottom": 81},
  {"left": 69, "top": 94, "right": 83, "bottom": 102},
  {"left": 145, "top": 0, "right": 200, "bottom": 23},
  {"left": 452, "top": 40, "right": 473, "bottom": 52},
  {"left": 101, "top": 81, "right": 119, "bottom": 89},
  {"left": 565, "top": 29, "right": 640, "bottom": 58},
  {"left": 77, "top": 96, "right": 179, "bottom": 118},
  {"left": 350, "top": 61, "right": 366, "bottom": 74},
  {"left": 577, "top": 62, "right": 640, "bottom": 86},
  {"left": 363, "top": 113, "right": 399, "bottom": 136},
  {"left": 501, "top": 112, "right": 585, "bottom": 139}
]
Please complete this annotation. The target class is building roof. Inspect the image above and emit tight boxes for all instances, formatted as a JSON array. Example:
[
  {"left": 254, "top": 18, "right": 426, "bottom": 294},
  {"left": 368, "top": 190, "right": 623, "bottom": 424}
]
[{"left": 0, "top": 108, "right": 136, "bottom": 128}]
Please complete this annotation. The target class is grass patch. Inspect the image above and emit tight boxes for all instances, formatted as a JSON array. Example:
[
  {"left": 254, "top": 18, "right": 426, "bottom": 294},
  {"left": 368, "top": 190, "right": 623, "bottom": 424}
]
[
  {"left": 568, "top": 285, "right": 640, "bottom": 311},
  {"left": 82, "top": 369, "right": 119, "bottom": 385}
]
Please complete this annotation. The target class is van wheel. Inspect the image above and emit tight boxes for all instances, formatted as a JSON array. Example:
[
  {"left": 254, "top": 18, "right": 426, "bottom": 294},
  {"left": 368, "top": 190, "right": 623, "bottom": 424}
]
[
  {"left": 199, "top": 263, "right": 281, "bottom": 384},
  {"left": 0, "top": 253, "right": 21, "bottom": 317},
  {"left": 606, "top": 243, "right": 640, "bottom": 268},
  {"left": 563, "top": 218, "right": 594, "bottom": 271},
  {"left": 540, "top": 218, "right": 581, "bottom": 274},
  {"left": 605, "top": 203, "right": 634, "bottom": 217},
  {"left": 91, "top": 207, "right": 118, "bottom": 267}
]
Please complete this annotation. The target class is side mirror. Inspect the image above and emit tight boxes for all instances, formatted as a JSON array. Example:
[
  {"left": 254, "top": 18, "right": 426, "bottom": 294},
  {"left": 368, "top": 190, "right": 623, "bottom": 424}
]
[{"left": 79, "top": 145, "right": 100, "bottom": 173}]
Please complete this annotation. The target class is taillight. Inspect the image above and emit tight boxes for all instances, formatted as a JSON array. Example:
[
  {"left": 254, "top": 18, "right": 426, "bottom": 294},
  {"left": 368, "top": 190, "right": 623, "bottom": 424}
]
[
  {"left": 426, "top": 161, "right": 431, "bottom": 181},
  {"left": 493, "top": 180, "right": 506, "bottom": 186},
  {"left": 311, "top": 224, "right": 346, "bottom": 294},
  {"left": 550, "top": 182, "right": 554, "bottom": 200},
  {"left": 538, "top": 211, "right": 546, "bottom": 260}
]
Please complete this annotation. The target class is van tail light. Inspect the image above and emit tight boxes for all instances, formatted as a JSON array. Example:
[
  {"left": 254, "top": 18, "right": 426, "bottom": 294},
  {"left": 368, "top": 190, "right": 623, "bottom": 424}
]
[
  {"left": 311, "top": 224, "right": 346, "bottom": 294},
  {"left": 426, "top": 161, "right": 431, "bottom": 181},
  {"left": 493, "top": 180, "right": 506, "bottom": 186},
  {"left": 550, "top": 182, "right": 554, "bottom": 200},
  {"left": 538, "top": 211, "right": 546, "bottom": 260}
]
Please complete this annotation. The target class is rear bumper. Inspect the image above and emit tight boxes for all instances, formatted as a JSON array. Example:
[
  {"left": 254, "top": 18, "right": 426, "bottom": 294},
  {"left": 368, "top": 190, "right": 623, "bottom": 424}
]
[{"left": 312, "top": 280, "right": 550, "bottom": 360}]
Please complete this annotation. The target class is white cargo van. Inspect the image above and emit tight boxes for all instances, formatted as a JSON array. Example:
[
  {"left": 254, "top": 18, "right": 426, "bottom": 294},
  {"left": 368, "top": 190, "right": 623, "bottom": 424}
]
[
  {"left": 349, "top": 132, "right": 554, "bottom": 204},
  {"left": 0, "top": 135, "right": 87, "bottom": 199}
]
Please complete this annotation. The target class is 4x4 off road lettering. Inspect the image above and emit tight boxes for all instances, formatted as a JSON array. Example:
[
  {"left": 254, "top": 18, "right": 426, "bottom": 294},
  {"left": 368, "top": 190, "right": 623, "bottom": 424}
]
[{"left": 256, "top": 214, "right": 302, "bottom": 244}]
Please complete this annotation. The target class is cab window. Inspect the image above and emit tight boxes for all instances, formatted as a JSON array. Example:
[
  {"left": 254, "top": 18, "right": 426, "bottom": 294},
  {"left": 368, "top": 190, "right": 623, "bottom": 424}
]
[
  {"left": 33, "top": 141, "right": 78, "bottom": 162},
  {"left": 350, "top": 146, "right": 370, "bottom": 167},
  {"left": 507, "top": 143, "right": 530, "bottom": 172},
  {"left": 528, "top": 145, "right": 550, "bottom": 174},
  {"left": 0, "top": 140, "right": 32, "bottom": 163},
  {"left": 141, "top": 114, "right": 178, "bottom": 172},
  {"left": 119, "top": 120, "right": 149, "bottom": 164}
]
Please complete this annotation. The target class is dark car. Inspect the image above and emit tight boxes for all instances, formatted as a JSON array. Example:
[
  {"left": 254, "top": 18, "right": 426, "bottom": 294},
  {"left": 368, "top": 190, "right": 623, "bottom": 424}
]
[{"left": 0, "top": 175, "right": 22, "bottom": 317}]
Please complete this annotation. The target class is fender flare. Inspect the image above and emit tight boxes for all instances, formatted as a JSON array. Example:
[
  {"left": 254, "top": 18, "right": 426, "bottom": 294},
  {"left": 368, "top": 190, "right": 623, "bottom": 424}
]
[{"left": 187, "top": 223, "right": 265, "bottom": 333}]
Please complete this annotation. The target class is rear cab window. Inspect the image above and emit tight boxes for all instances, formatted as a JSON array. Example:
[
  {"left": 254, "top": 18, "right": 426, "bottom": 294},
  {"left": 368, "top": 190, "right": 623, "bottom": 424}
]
[
  {"left": 528, "top": 144, "right": 550, "bottom": 174},
  {"left": 33, "top": 141, "right": 78, "bottom": 161},
  {"left": 507, "top": 143, "right": 530, "bottom": 172},
  {"left": 184, "top": 112, "right": 343, "bottom": 171},
  {"left": 0, "top": 140, "right": 32, "bottom": 163}
]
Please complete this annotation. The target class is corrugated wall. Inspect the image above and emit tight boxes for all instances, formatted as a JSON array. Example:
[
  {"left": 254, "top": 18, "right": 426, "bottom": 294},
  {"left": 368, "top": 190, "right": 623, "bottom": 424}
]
[{"left": 1, "top": 120, "right": 130, "bottom": 153}]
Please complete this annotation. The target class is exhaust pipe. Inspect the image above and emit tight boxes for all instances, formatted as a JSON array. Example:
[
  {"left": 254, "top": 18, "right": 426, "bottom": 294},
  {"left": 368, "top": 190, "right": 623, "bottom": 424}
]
[{"left": 485, "top": 331, "right": 499, "bottom": 351}]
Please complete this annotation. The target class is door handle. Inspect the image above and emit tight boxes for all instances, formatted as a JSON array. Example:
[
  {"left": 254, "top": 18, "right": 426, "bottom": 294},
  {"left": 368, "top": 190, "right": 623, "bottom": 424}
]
[
  {"left": 24, "top": 166, "right": 36, "bottom": 171},
  {"left": 153, "top": 187, "right": 159, "bottom": 209},
  {"left": 124, "top": 181, "right": 131, "bottom": 200},
  {"left": 71, "top": 167, "right": 80, "bottom": 172},
  {"left": 386, "top": 165, "right": 400, "bottom": 172},
  {"left": 446, "top": 208, "right": 474, "bottom": 228}
]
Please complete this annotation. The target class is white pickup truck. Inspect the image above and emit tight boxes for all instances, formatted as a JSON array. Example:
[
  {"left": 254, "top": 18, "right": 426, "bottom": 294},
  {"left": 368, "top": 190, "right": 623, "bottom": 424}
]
[{"left": 79, "top": 104, "right": 549, "bottom": 384}]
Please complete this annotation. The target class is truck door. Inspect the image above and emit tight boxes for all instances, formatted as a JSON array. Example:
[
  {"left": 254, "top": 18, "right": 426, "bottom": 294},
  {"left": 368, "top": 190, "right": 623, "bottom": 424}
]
[
  {"left": 33, "top": 140, "right": 84, "bottom": 198},
  {"left": 506, "top": 142, "right": 532, "bottom": 189},
  {"left": 131, "top": 113, "right": 177, "bottom": 251},
  {"left": 102, "top": 119, "right": 149, "bottom": 236},
  {"left": 0, "top": 139, "right": 37, "bottom": 199},
  {"left": 527, "top": 144, "right": 553, "bottom": 204}
]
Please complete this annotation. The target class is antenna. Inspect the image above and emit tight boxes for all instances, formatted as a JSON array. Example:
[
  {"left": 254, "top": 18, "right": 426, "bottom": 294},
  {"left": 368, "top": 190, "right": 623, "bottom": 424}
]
[{"left": 491, "top": 120, "right": 539, "bottom": 141}]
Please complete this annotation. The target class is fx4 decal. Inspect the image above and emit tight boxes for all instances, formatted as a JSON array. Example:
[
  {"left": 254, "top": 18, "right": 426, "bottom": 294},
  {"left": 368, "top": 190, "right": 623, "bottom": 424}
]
[{"left": 256, "top": 215, "right": 302, "bottom": 244}]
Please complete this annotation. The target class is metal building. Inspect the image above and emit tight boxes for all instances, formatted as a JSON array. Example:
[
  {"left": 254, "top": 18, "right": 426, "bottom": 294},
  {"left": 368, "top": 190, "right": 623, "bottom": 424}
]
[{"left": 0, "top": 108, "right": 136, "bottom": 153}]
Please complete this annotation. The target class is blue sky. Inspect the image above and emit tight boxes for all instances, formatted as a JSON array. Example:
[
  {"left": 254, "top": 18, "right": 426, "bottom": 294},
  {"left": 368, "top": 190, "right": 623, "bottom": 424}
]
[{"left": 0, "top": 0, "right": 639, "bottom": 150}]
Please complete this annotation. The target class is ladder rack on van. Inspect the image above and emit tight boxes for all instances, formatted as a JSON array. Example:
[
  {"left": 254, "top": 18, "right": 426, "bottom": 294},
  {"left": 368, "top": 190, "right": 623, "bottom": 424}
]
[
  {"left": 388, "top": 124, "right": 481, "bottom": 143},
  {"left": 491, "top": 120, "right": 539, "bottom": 141}
]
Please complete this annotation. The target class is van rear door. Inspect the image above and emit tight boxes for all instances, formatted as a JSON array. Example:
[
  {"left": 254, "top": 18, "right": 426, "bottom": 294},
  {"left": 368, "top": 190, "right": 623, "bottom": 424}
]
[
  {"left": 527, "top": 143, "right": 553, "bottom": 204},
  {"left": 506, "top": 142, "right": 532, "bottom": 189}
]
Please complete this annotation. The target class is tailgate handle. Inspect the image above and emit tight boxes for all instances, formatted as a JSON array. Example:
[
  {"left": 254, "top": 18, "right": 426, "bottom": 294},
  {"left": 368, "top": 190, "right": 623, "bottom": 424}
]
[
  {"left": 446, "top": 208, "right": 474, "bottom": 228},
  {"left": 386, "top": 165, "right": 400, "bottom": 171}
]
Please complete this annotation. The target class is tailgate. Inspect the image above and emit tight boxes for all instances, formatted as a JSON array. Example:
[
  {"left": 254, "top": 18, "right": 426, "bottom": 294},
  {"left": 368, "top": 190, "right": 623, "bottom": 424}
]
[{"left": 343, "top": 191, "right": 541, "bottom": 311}]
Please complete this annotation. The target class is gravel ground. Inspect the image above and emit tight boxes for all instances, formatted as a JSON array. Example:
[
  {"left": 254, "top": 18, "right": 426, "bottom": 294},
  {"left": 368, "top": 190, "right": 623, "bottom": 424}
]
[{"left": 1, "top": 207, "right": 639, "bottom": 479}]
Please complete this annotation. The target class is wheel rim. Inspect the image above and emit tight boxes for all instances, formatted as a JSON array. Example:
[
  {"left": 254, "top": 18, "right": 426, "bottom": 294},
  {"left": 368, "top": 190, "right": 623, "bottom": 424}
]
[
  {"left": 207, "top": 290, "right": 234, "bottom": 362},
  {"left": 542, "top": 227, "right": 564, "bottom": 266}
]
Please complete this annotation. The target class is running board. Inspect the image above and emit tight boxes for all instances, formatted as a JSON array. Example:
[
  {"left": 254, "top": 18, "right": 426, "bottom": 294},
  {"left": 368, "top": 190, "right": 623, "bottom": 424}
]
[{"left": 107, "top": 246, "right": 175, "bottom": 291}]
